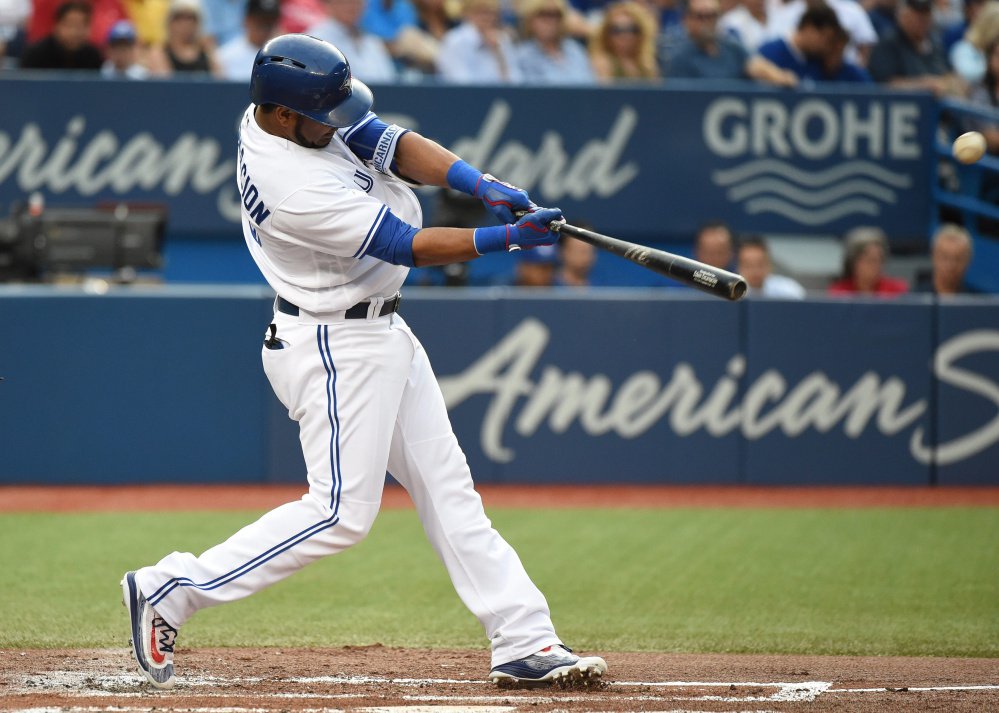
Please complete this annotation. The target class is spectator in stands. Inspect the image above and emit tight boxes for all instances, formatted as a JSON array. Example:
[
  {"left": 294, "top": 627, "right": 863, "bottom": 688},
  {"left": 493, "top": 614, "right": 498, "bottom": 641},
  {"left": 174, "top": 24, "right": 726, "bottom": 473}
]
[
  {"left": 362, "top": 0, "right": 440, "bottom": 73},
  {"left": 589, "top": 1, "right": 660, "bottom": 81},
  {"left": 766, "top": 0, "right": 877, "bottom": 64},
  {"left": 915, "top": 223, "right": 975, "bottom": 294},
  {"left": 867, "top": 0, "right": 959, "bottom": 94},
  {"left": 737, "top": 236, "right": 806, "bottom": 298},
  {"left": 27, "top": 0, "right": 127, "bottom": 51},
  {"left": 950, "top": 0, "right": 998, "bottom": 86},
  {"left": 517, "top": 0, "right": 595, "bottom": 83},
  {"left": 663, "top": 0, "right": 797, "bottom": 85},
  {"left": 719, "top": 0, "right": 769, "bottom": 52},
  {"left": 695, "top": 220, "right": 735, "bottom": 270},
  {"left": 148, "top": 0, "right": 224, "bottom": 75},
  {"left": 20, "top": 0, "right": 104, "bottom": 69},
  {"left": 557, "top": 236, "right": 596, "bottom": 286},
  {"left": 307, "top": 0, "right": 398, "bottom": 80},
  {"left": 436, "top": 0, "right": 521, "bottom": 82},
  {"left": 828, "top": 227, "right": 909, "bottom": 295},
  {"left": 515, "top": 244, "right": 560, "bottom": 286},
  {"left": 757, "top": 2, "right": 871, "bottom": 81},
  {"left": 122, "top": 0, "right": 171, "bottom": 49},
  {"left": 217, "top": 0, "right": 281, "bottom": 80},
  {"left": 0, "top": 0, "right": 30, "bottom": 67},
  {"left": 968, "top": 30, "right": 999, "bottom": 152},
  {"left": 200, "top": 0, "right": 247, "bottom": 46},
  {"left": 413, "top": 0, "right": 458, "bottom": 40},
  {"left": 280, "top": 0, "right": 325, "bottom": 33},
  {"left": 101, "top": 18, "right": 149, "bottom": 76},
  {"left": 943, "top": 0, "right": 985, "bottom": 53},
  {"left": 865, "top": 0, "right": 897, "bottom": 39}
]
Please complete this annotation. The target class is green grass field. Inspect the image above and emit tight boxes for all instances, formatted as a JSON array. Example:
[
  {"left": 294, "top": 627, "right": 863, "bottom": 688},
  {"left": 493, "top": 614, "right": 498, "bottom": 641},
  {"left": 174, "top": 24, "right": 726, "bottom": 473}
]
[{"left": 1, "top": 508, "right": 996, "bottom": 657}]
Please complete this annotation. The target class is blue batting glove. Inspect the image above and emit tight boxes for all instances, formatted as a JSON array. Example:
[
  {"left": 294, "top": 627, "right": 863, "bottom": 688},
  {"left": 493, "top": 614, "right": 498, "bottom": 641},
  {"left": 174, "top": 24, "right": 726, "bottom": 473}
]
[
  {"left": 472, "top": 208, "right": 564, "bottom": 255},
  {"left": 446, "top": 160, "right": 535, "bottom": 224}
]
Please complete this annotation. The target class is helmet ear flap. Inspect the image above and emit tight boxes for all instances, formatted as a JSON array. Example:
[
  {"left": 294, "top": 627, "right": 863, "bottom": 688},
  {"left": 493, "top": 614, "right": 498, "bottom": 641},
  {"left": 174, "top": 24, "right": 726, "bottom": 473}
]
[{"left": 249, "top": 34, "right": 373, "bottom": 128}]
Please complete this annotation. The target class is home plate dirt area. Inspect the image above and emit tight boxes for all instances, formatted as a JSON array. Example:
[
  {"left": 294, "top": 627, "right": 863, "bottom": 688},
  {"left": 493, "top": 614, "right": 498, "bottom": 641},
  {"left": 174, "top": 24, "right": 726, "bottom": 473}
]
[{"left": 2, "top": 647, "right": 997, "bottom": 713}]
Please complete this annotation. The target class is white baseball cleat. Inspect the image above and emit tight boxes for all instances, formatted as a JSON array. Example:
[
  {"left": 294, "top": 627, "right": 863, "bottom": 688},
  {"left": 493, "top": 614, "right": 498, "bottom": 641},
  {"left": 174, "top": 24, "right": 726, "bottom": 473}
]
[
  {"left": 121, "top": 571, "right": 178, "bottom": 689},
  {"left": 489, "top": 644, "right": 607, "bottom": 688}
]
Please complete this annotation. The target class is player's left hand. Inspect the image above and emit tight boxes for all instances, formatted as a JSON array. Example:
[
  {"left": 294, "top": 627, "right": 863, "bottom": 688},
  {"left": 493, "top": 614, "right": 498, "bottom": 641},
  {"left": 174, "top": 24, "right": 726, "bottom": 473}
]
[{"left": 474, "top": 174, "right": 536, "bottom": 225}]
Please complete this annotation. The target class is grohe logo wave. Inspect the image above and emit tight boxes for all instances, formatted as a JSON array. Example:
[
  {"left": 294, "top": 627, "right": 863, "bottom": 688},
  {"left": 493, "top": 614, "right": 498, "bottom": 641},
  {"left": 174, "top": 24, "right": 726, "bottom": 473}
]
[{"left": 703, "top": 98, "right": 922, "bottom": 227}]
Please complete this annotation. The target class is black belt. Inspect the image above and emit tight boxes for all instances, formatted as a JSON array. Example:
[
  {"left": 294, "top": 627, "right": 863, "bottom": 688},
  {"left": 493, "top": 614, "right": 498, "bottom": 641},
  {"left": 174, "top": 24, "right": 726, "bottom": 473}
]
[{"left": 277, "top": 294, "right": 402, "bottom": 319}]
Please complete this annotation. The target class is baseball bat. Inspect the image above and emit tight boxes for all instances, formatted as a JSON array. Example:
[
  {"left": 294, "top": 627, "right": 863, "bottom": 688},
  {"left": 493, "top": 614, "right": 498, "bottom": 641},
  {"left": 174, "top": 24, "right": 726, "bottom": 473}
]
[{"left": 554, "top": 222, "right": 748, "bottom": 301}]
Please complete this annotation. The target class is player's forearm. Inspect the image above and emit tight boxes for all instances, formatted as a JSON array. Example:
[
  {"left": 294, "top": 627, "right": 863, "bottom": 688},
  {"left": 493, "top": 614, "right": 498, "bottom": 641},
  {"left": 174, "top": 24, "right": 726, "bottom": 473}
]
[
  {"left": 393, "top": 131, "right": 462, "bottom": 187},
  {"left": 410, "top": 227, "right": 480, "bottom": 267}
]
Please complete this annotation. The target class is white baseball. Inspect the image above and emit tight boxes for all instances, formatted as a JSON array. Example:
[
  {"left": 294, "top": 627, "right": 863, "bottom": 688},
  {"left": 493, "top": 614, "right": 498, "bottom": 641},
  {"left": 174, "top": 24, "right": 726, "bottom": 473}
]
[{"left": 952, "top": 131, "right": 986, "bottom": 164}]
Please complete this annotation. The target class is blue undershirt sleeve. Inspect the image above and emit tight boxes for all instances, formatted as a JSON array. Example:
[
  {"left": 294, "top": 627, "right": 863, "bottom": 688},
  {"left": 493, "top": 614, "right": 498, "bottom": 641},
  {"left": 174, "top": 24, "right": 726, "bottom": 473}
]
[{"left": 360, "top": 208, "right": 419, "bottom": 267}]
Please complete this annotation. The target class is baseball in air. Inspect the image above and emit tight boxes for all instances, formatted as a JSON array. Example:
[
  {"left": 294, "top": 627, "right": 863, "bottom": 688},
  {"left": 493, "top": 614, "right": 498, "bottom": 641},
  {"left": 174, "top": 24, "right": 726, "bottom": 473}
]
[{"left": 952, "top": 131, "right": 987, "bottom": 164}]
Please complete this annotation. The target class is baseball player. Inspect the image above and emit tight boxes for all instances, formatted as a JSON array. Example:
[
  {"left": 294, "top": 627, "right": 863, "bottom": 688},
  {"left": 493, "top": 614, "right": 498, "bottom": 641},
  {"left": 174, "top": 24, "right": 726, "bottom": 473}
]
[{"left": 121, "top": 33, "right": 607, "bottom": 691}]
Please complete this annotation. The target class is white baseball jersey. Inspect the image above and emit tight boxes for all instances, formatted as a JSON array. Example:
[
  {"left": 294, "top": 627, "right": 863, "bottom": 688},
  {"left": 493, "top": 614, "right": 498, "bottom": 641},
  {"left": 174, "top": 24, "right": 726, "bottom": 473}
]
[{"left": 236, "top": 104, "right": 422, "bottom": 313}]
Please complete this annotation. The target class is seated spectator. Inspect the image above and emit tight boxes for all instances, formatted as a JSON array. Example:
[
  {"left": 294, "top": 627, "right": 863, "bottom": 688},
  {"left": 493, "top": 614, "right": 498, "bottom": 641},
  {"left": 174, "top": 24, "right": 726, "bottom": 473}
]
[
  {"left": 757, "top": 2, "right": 871, "bottom": 81},
  {"left": 949, "top": 0, "right": 998, "bottom": 86},
  {"left": 867, "top": 0, "right": 959, "bottom": 95},
  {"left": 27, "top": 0, "right": 127, "bottom": 51},
  {"left": 309, "top": 0, "right": 399, "bottom": 81},
  {"left": 589, "top": 0, "right": 660, "bottom": 81},
  {"left": 148, "top": 0, "right": 224, "bottom": 75},
  {"left": 736, "top": 235, "right": 806, "bottom": 298},
  {"left": 200, "top": 0, "right": 248, "bottom": 47},
  {"left": 828, "top": 227, "right": 909, "bottom": 295},
  {"left": 695, "top": 220, "right": 735, "bottom": 269},
  {"left": 362, "top": 0, "right": 439, "bottom": 72},
  {"left": 436, "top": 0, "right": 521, "bottom": 83},
  {"left": 413, "top": 0, "right": 458, "bottom": 40},
  {"left": 914, "top": 224, "right": 975, "bottom": 295},
  {"left": 101, "top": 19, "right": 149, "bottom": 76},
  {"left": 663, "top": 0, "right": 797, "bottom": 85},
  {"left": 557, "top": 236, "right": 596, "bottom": 286},
  {"left": 517, "top": 0, "right": 595, "bottom": 83},
  {"left": 866, "top": 0, "right": 897, "bottom": 40},
  {"left": 515, "top": 244, "right": 559, "bottom": 286},
  {"left": 20, "top": 0, "right": 104, "bottom": 69},
  {"left": 719, "top": 0, "right": 769, "bottom": 52},
  {"left": 217, "top": 0, "right": 281, "bottom": 80},
  {"left": 766, "top": 0, "right": 877, "bottom": 63},
  {"left": 1, "top": 0, "right": 31, "bottom": 67}
]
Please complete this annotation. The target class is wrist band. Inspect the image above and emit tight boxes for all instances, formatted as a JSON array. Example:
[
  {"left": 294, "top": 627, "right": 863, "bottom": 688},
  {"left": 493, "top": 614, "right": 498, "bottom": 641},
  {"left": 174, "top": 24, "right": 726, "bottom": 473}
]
[
  {"left": 446, "top": 159, "right": 482, "bottom": 196},
  {"left": 472, "top": 225, "right": 511, "bottom": 255}
]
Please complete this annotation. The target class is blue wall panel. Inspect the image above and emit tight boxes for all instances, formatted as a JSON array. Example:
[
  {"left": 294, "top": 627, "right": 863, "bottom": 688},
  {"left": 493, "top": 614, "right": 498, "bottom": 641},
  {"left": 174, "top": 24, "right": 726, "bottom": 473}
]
[{"left": 743, "top": 299, "right": 935, "bottom": 485}]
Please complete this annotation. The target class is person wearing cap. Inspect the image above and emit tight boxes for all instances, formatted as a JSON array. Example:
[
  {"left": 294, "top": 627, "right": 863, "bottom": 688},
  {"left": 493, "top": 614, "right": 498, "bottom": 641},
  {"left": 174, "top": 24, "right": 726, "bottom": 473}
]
[
  {"left": 101, "top": 18, "right": 150, "bottom": 76},
  {"left": 306, "top": 0, "right": 398, "bottom": 81},
  {"left": 217, "top": 0, "right": 282, "bottom": 79},
  {"left": 867, "top": 0, "right": 957, "bottom": 94},
  {"left": 148, "top": 0, "right": 223, "bottom": 75},
  {"left": 514, "top": 243, "right": 560, "bottom": 286},
  {"left": 764, "top": 0, "right": 877, "bottom": 65}
]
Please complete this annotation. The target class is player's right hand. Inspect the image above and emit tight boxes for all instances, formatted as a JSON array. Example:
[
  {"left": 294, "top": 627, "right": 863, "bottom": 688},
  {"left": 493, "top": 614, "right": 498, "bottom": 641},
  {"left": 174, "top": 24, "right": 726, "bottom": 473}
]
[{"left": 472, "top": 207, "right": 564, "bottom": 255}]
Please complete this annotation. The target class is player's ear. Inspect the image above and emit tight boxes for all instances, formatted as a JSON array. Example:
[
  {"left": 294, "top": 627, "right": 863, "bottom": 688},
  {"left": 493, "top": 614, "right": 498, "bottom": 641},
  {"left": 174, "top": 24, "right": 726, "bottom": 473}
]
[{"left": 274, "top": 106, "right": 296, "bottom": 127}]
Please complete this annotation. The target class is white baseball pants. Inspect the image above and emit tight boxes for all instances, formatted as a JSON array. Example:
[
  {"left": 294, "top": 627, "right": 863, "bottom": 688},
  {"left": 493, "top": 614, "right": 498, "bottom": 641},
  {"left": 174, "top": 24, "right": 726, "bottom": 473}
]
[{"left": 135, "top": 311, "right": 560, "bottom": 667}]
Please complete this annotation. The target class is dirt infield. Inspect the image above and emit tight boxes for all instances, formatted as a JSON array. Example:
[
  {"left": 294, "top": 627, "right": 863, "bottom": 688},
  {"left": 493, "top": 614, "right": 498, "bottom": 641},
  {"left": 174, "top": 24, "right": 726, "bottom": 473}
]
[
  {"left": 3, "top": 484, "right": 999, "bottom": 512},
  {"left": 2, "top": 646, "right": 997, "bottom": 713},
  {"left": 3, "top": 486, "right": 996, "bottom": 713}
]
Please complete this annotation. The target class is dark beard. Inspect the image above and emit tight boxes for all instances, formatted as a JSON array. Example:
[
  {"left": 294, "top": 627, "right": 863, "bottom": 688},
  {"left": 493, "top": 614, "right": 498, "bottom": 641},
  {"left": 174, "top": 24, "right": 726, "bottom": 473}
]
[{"left": 293, "top": 117, "right": 333, "bottom": 149}]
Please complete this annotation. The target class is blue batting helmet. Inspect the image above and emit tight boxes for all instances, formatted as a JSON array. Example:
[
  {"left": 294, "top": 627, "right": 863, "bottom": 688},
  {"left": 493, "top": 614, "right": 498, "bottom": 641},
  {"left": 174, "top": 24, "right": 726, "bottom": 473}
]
[{"left": 249, "top": 34, "right": 373, "bottom": 128}]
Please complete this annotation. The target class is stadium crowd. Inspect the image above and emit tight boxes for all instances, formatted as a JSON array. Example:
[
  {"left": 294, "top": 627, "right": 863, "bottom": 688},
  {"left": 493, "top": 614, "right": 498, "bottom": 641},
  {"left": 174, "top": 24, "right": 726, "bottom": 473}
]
[{"left": 0, "top": 0, "right": 997, "bottom": 108}]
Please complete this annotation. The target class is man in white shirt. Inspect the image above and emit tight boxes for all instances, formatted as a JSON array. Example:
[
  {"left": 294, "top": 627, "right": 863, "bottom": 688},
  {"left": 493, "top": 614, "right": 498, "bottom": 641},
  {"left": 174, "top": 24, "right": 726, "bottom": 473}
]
[
  {"left": 217, "top": 0, "right": 281, "bottom": 81},
  {"left": 307, "top": 0, "right": 398, "bottom": 82},
  {"left": 737, "top": 235, "right": 807, "bottom": 298},
  {"left": 436, "top": 0, "right": 522, "bottom": 83}
]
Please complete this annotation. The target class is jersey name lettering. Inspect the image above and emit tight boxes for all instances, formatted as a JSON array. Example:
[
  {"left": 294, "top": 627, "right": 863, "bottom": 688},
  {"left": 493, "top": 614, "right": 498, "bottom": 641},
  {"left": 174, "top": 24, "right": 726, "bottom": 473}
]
[{"left": 237, "top": 140, "right": 271, "bottom": 227}]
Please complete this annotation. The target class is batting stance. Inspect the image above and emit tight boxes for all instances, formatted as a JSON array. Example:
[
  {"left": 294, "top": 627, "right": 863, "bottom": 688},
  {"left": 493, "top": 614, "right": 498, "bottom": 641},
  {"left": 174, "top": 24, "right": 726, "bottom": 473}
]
[{"left": 122, "top": 34, "right": 606, "bottom": 691}]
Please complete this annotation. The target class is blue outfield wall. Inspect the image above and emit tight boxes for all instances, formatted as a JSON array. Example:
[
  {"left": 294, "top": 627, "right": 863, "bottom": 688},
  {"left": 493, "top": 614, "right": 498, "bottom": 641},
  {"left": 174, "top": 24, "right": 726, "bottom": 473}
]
[{"left": 1, "top": 287, "right": 998, "bottom": 486}]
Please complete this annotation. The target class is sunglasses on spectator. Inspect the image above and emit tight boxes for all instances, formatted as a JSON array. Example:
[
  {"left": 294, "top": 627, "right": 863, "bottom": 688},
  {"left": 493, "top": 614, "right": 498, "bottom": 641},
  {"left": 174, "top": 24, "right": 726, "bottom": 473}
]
[
  {"left": 535, "top": 9, "right": 563, "bottom": 18},
  {"left": 688, "top": 10, "right": 719, "bottom": 19},
  {"left": 609, "top": 23, "right": 641, "bottom": 34}
]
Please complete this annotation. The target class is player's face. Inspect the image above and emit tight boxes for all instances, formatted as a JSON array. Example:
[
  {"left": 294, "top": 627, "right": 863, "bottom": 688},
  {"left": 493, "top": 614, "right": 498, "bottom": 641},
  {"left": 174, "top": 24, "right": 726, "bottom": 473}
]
[{"left": 292, "top": 113, "right": 336, "bottom": 149}]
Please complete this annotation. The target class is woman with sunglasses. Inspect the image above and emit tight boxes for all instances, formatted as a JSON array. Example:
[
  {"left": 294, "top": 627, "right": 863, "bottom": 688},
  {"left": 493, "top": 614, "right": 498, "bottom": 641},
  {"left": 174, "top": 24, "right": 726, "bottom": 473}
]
[
  {"left": 589, "top": 0, "right": 659, "bottom": 81},
  {"left": 517, "top": 0, "right": 594, "bottom": 83}
]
